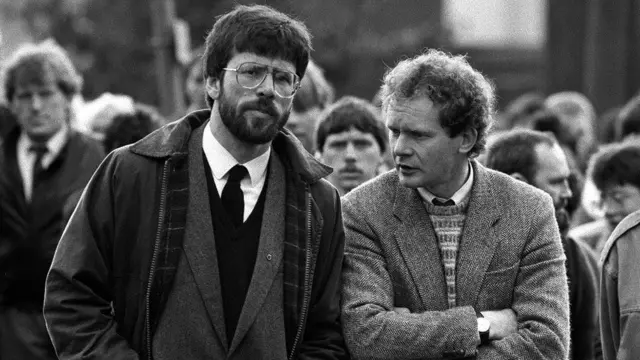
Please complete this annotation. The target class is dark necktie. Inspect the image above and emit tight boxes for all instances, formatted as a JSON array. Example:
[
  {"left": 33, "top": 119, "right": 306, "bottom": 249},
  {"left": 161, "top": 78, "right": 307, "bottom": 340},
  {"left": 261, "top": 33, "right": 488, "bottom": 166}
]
[
  {"left": 221, "top": 165, "right": 248, "bottom": 227},
  {"left": 29, "top": 143, "right": 48, "bottom": 188},
  {"left": 432, "top": 198, "right": 455, "bottom": 207}
]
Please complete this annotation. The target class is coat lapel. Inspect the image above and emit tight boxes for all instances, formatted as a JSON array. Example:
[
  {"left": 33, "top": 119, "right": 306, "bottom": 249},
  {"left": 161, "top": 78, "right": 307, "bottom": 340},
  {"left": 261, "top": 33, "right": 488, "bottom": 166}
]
[
  {"left": 456, "top": 162, "right": 501, "bottom": 306},
  {"left": 181, "top": 123, "right": 229, "bottom": 349},
  {"left": 393, "top": 184, "right": 449, "bottom": 310},
  {"left": 229, "top": 152, "right": 286, "bottom": 354}
]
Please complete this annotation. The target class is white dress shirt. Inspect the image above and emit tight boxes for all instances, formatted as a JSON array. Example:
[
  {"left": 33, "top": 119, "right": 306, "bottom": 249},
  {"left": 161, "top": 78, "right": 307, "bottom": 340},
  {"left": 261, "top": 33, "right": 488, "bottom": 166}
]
[
  {"left": 202, "top": 121, "right": 270, "bottom": 221},
  {"left": 418, "top": 162, "right": 474, "bottom": 205},
  {"left": 17, "top": 126, "right": 69, "bottom": 202}
]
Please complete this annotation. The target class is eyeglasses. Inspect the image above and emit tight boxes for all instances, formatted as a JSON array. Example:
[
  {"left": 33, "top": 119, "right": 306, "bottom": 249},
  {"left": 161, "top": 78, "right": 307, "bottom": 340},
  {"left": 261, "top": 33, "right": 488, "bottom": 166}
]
[{"left": 222, "top": 62, "right": 300, "bottom": 98}]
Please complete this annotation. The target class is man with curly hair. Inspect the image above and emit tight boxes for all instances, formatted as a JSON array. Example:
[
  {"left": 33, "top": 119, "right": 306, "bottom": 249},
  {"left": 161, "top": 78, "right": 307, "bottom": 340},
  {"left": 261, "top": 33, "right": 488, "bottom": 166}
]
[{"left": 341, "top": 49, "right": 570, "bottom": 359}]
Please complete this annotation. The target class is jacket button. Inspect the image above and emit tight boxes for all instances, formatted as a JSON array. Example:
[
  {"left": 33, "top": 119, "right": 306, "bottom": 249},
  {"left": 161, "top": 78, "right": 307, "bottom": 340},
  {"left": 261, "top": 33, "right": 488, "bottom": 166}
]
[{"left": 266, "top": 254, "right": 272, "bottom": 261}]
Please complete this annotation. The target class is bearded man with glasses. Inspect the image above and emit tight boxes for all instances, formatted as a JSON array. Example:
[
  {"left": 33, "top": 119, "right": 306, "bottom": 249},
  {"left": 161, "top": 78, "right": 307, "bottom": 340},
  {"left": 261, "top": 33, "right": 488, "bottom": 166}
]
[{"left": 43, "top": 5, "right": 348, "bottom": 360}]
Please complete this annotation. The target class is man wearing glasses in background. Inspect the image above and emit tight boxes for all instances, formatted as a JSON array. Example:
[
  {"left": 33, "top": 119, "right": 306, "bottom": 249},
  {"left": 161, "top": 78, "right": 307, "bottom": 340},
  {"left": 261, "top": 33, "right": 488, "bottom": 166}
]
[{"left": 43, "top": 5, "right": 348, "bottom": 360}]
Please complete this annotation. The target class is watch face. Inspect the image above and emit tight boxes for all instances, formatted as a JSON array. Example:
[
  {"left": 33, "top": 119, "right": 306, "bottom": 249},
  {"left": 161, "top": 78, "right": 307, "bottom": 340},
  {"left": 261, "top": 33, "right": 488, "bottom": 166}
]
[{"left": 478, "top": 318, "right": 490, "bottom": 333}]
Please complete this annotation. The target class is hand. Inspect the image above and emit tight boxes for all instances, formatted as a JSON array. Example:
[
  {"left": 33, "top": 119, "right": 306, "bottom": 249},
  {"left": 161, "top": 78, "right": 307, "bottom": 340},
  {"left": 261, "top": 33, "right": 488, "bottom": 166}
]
[
  {"left": 393, "top": 307, "right": 411, "bottom": 314},
  {"left": 481, "top": 309, "right": 517, "bottom": 340}
]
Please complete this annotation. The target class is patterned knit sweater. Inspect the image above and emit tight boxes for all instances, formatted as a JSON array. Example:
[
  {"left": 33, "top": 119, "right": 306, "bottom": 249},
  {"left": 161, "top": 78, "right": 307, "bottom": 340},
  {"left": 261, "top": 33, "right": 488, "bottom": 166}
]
[{"left": 423, "top": 198, "right": 470, "bottom": 308}]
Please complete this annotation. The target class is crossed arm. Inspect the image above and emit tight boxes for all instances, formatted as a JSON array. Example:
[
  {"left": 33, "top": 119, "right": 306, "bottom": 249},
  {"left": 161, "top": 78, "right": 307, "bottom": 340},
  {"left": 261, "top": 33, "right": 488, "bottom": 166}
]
[{"left": 340, "top": 198, "right": 570, "bottom": 359}]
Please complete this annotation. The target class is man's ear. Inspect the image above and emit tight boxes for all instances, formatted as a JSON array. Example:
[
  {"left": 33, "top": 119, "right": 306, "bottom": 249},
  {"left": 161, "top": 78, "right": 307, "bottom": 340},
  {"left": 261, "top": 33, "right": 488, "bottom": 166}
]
[
  {"left": 458, "top": 127, "right": 478, "bottom": 154},
  {"left": 205, "top": 77, "right": 220, "bottom": 101},
  {"left": 510, "top": 172, "right": 530, "bottom": 184}
]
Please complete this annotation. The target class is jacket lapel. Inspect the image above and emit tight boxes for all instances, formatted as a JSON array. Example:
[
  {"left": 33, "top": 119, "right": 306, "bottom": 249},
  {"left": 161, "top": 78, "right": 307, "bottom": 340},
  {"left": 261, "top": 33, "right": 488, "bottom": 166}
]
[
  {"left": 456, "top": 162, "right": 501, "bottom": 306},
  {"left": 393, "top": 184, "right": 449, "bottom": 309},
  {"left": 229, "top": 152, "right": 286, "bottom": 354},
  {"left": 181, "top": 123, "right": 229, "bottom": 349}
]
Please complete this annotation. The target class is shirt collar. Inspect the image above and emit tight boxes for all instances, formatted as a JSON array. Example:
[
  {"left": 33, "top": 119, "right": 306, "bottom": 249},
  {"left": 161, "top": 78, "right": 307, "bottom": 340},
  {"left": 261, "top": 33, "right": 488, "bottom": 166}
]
[
  {"left": 418, "top": 162, "right": 474, "bottom": 205},
  {"left": 19, "top": 125, "right": 69, "bottom": 161},
  {"left": 202, "top": 121, "right": 270, "bottom": 186}
]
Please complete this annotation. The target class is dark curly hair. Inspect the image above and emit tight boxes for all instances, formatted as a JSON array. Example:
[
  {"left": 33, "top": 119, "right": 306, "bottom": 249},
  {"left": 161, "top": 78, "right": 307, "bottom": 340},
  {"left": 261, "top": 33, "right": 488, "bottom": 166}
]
[{"left": 380, "top": 49, "right": 496, "bottom": 158}]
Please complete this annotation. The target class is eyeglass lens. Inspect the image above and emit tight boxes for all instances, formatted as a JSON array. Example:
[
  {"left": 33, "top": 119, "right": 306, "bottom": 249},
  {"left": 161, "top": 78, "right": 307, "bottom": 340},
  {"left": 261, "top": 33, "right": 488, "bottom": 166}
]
[{"left": 235, "top": 63, "right": 298, "bottom": 97}]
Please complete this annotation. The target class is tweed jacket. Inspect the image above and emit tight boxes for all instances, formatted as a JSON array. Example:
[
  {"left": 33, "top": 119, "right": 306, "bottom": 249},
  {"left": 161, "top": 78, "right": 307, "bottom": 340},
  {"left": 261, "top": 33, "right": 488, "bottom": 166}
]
[
  {"left": 599, "top": 210, "right": 640, "bottom": 360},
  {"left": 341, "top": 161, "right": 570, "bottom": 359}
]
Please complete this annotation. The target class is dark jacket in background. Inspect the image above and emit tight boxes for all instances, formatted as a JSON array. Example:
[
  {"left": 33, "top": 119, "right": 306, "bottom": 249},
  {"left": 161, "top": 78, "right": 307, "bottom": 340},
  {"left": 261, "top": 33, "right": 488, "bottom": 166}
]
[
  {"left": 599, "top": 210, "right": 640, "bottom": 360},
  {"left": 0, "top": 128, "right": 104, "bottom": 308},
  {"left": 0, "top": 127, "right": 104, "bottom": 360},
  {"left": 564, "top": 235, "right": 602, "bottom": 360},
  {"left": 0, "top": 105, "right": 17, "bottom": 141},
  {"left": 43, "top": 110, "right": 348, "bottom": 360}
]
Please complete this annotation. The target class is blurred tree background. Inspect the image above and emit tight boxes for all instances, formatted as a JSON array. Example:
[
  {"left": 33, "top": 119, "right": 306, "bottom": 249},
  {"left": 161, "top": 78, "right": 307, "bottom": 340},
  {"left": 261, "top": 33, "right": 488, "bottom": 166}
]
[
  {"left": 1, "top": 0, "right": 638, "bottom": 117},
  {"left": 0, "top": 0, "right": 445, "bottom": 115}
]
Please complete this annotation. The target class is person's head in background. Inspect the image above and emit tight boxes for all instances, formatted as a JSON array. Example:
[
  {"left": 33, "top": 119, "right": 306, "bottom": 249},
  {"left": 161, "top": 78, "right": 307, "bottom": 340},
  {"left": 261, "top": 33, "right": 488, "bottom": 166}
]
[
  {"left": 616, "top": 93, "right": 640, "bottom": 143},
  {"left": 184, "top": 46, "right": 207, "bottom": 113},
  {"left": 588, "top": 142, "right": 640, "bottom": 229},
  {"left": 1, "top": 39, "right": 82, "bottom": 143},
  {"left": 484, "top": 129, "right": 573, "bottom": 236},
  {"left": 528, "top": 109, "right": 584, "bottom": 217},
  {"left": 74, "top": 92, "right": 135, "bottom": 141},
  {"left": 545, "top": 91, "right": 598, "bottom": 171},
  {"left": 285, "top": 59, "right": 334, "bottom": 153},
  {"left": 499, "top": 92, "right": 546, "bottom": 130},
  {"left": 597, "top": 106, "right": 622, "bottom": 145},
  {"left": 102, "top": 103, "right": 164, "bottom": 153},
  {"left": 315, "top": 96, "right": 387, "bottom": 195}
]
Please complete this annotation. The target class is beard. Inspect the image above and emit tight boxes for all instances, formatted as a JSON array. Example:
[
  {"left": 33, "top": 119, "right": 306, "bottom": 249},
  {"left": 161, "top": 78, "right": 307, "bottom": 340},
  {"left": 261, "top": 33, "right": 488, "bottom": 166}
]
[
  {"left": 555, "top": 207, "right": 571, "bottom": 237},
  {"left": 218, "top": 87, "right": 290, "bottom": 144}
]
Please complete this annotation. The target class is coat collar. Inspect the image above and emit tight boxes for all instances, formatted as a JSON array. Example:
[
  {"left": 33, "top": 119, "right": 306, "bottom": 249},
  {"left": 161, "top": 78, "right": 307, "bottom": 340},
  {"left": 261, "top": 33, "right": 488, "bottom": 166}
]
[{"left": 129, "top": 109, "right": 332, "bottom": 184}]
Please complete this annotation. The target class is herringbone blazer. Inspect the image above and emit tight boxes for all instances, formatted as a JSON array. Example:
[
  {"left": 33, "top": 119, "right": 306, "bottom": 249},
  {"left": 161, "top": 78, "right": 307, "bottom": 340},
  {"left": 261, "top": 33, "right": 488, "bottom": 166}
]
[{"left": 341, "top": 161, "right": 570, "bottom": 360}]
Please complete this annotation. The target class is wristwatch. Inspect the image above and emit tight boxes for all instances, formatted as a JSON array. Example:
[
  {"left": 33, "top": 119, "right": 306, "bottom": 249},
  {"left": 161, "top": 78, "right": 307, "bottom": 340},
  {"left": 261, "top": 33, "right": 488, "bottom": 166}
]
[{"left": 476, "top": 310, "right": 490, "bottom": 345}]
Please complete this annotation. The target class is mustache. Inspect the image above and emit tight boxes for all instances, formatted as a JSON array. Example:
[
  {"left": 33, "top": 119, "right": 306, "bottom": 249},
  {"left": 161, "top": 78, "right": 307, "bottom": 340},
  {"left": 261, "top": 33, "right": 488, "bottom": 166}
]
[{"left": 242, "top": 99, "right": 278, "bottom": 117}]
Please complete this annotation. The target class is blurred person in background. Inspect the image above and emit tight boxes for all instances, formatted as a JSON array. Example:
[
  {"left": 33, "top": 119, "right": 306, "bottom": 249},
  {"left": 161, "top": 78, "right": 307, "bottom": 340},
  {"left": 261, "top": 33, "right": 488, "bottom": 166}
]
[
  {"left": 545, "top": 91, "right": 599, "bottom": 172},
  {"left": 315, "top": 96, "right": 387, "bottom": 195},
  {"left": 285, "top": 58, "right": 334, "bottom": 153},
  {"left": 527, "top": 109, "right": 590, "bottom": 223},
  {"left": 0, "top": 40, "right": 104, "bottom": 360},
  {"left": 498, "top": 92, "right": 546, "bottom": 130},
  {"left": 570, "top": 142, "right": 640, "bottom": 254},
  {"left": 74, "top": 92, "right": 135, "bottom": 141},
  {"left": 484, "top": 129, "right": 601, "bottom": 360},
  {"left": 183, "top": 46, "right": 208, "bottom": 114},
  {"left": 43, "top": 5, "right": 347, "bottom": 360},
  {"left": 102, "top": 102, "right": 164, "bottom": 153},
  {"left": 597, "top": 106, "right": 622, "bottom": 145},
  {"left": 616, "top": 93, "right": 640, "bottom": 142},
  {"left": 599, "top": 208, "right": 640, "bottom": 360}
]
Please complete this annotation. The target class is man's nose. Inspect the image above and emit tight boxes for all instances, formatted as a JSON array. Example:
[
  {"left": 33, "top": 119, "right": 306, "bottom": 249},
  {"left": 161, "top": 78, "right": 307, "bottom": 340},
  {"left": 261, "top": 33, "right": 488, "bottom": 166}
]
[
  {"left": 560, "top": 180, "right": 573, "bottom": 200},
  {"left": 393, "top": 134, "right": 411, "bottom": 157},
  {"left": 29, "top": 94, "right": 44, "bottom": 110},
  {"left": 345, "top": 143, "right": 357, "bottom": 160},
  {"left": 256, "top": 73, "right": 275, "bottom": 98}
]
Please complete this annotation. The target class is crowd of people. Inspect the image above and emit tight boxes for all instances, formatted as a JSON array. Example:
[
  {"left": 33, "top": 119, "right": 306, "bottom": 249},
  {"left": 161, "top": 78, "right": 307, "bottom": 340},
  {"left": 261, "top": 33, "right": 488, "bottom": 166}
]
[{"left": 0, "top": 4, "right": 639, "bottom": 360}]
